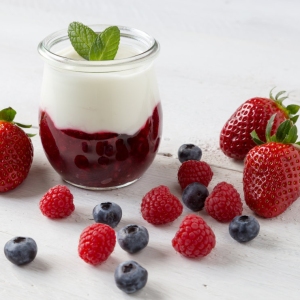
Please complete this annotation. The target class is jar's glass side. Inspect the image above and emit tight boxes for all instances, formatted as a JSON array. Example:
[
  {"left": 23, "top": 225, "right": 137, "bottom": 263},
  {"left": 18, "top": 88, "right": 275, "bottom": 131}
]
[
  {"left": 38, "top": 26, "right": 162, "bottom": 189},
  {"left": 38, "top": 25, "right": 159, "bottom": 73}
]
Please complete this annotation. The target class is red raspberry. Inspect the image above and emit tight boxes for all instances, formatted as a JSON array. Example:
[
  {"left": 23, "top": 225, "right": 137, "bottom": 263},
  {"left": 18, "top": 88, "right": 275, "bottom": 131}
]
[
  {"left": 172, "top": 214, "right": 216, "bottom": 258},
  {"left": 39, "top": 185, "right": 75, "bottom": 219},
  {"left": 205, "top": 182, "right": 243, "bottom": 222},
  {"left": 78, "top": 223, "right": 116, "bottom": 265},
  {"left": 178, "top": 160, "right": 213, "bottom": 190},
  {"left": 141, "top": 185, "right": 183, "bottom": 225}
]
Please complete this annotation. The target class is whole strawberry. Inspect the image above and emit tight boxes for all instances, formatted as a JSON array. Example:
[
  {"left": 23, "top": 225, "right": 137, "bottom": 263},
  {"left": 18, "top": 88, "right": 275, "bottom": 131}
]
[
  {"left": 172, "top": 214, "right": 216, "bottom": 258},
  {"left": 220, "top": 90, "right": 299, "bottom": 160},
  {"left": 141, "top": 185, "right": 183, "bottom": 225},
  {"left": 178, "top": 160, "right": 213, "bottom": 190},
  {"left": 205, "top": 182, "right": 243, "bottom": 222},
  {"left": 39, "top": 185, "right": 75, "bottom": 218},
  {"left": 78, "top": 223, "right": 116, "bottom": 265},
  {"left": 0, "top": 107, "right": 34, "bottom": 192},
  {"left": 244, "top": 114, "right": 300, "bottom": 218}
]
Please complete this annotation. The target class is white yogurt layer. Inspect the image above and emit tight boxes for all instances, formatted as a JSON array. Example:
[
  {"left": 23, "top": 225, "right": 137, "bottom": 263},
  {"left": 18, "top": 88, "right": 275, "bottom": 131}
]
[{"left": 40, "top": 45, "right": 160, "bottom": 135}]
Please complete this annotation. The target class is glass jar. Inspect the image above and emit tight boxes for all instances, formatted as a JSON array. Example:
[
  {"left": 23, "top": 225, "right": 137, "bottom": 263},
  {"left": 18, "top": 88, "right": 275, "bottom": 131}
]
[{"left": 37, "top": 25, "right": 162, "bottom": 190}]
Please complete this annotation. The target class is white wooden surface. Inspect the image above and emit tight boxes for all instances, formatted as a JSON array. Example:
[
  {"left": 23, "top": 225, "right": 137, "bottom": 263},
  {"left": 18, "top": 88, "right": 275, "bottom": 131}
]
[{"left": 1, "top": 1, "right": 300, "bottom": 299}]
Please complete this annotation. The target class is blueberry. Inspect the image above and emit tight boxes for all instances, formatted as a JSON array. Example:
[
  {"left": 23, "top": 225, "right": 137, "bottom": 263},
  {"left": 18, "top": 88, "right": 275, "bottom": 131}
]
[
  {"left": 182, "top": 182, "right": 209, "bottom": 211},
  {"left": 229, "top": 215, "right": 260, "bottom": 243},
  {"left": 114, "top": 260, "right": 148, "bottom": 294},
  {"left": 117, "top": 225, "right": 149, "bottom": 254},
  {"left": 93, "top": 202, "right": 122, "bottom": 228},
  {"left": 178, "top": 144, "right": 202, "bottom": 163},
  {"left": 4, "top": 237, "right": 37, "bottom": 266}
]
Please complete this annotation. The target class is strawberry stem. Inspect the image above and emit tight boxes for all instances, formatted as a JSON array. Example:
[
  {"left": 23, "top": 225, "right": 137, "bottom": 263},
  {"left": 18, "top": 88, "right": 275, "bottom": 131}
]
[
  {"left": 252, "top": 113, "right": 299, "bottom": 145},
  {"left": 0, "top": 107, "right": 16, "bottom": 122},
  {"left": 269, "top": 88, "right": 300, "bottom": 120},
  {"left": 0, "top": 107, "right": 35, "bottom": 137}
]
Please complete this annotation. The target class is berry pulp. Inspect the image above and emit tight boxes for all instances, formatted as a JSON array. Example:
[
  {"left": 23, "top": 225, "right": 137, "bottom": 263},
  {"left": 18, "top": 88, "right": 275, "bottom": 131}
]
[{"left": 39, "top": 104, "right": 162, "bottom": 189}]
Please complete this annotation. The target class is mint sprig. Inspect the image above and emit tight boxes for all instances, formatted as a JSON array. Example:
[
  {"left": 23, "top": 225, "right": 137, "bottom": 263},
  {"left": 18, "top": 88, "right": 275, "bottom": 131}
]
[
  {"left": 68, "top": 22, "right": 97, "bottom": 60},
  {"left": 68, "top": 22, "right": 120, "bottom": 61}
]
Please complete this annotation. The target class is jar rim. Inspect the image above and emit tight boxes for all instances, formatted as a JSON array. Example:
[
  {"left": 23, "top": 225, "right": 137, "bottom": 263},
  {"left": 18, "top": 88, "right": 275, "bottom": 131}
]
[{"left": 37, "top": 24, "right": 160, "bottom": 72}]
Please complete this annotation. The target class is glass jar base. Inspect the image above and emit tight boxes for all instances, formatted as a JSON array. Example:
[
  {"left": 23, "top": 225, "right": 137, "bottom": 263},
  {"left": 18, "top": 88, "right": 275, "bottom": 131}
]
[{"left": 63, "top": 177, "right": 140, "bottom": 191}]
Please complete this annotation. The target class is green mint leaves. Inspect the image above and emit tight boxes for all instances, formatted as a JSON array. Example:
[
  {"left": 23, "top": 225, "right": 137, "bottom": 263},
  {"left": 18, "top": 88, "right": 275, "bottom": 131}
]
[
  {"left": 68, "top": 22, "right": 120, "bottom": 61},
  {"left": 68, "top": 22, "right": 97, "bottom": 60},
  {"left": 89, "top": 26, "right": 120, "bottom": 61}
]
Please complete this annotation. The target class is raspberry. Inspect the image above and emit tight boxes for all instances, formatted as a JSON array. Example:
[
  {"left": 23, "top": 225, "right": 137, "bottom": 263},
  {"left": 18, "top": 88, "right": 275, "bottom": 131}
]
[
  {"left": 78, "top": 223, "right": 116, "bottom": 265},
  {"left": 39, "top": 185, "right": 75, "bottom": 219},
  {"left": 205, "top": 182, "right": 243, "bottom": 222},
  {"left": 172, "top": 214, "right": 216, "bottom": 258},
  {"left": 141, "top": 185, "right": 183, "bottom": 225},
  {"left": 178, "top": 160, "right": 213, "bottom": 190}
]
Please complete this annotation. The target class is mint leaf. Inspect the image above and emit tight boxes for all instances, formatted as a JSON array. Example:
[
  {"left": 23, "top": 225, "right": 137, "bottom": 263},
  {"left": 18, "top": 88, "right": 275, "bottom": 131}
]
[
  {"left": 68, "top": 22, "right": 97, "bottom": 60},
  {"left": 89, "top": 34, "right": 105, "bottom": 61},
  {"left": 89, "top": 26, "right": 120, "bottom": 61}
]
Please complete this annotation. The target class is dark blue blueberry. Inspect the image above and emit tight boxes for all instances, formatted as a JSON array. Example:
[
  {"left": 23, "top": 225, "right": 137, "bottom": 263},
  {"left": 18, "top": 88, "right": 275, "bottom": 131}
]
[
  {"left": 4, "top": 237, "right": 37, "bottom": 266},
  {"left": 117, "top": 225, "right": 149, "bottom": 254},
  {"left": 182, "top": 182, "right": 209, "bottom": 211},
  {"left": 229, "top": 215, "right": 260, "bottom": 243},
  {"left": 178, "top": 144, "right": 202, "bottom": 163},
  {"left": 93, "top": 202, "right": 122, "bottom": 228},
  {"left": 114, "top": 260, "right": 148, "bottom": 294}
]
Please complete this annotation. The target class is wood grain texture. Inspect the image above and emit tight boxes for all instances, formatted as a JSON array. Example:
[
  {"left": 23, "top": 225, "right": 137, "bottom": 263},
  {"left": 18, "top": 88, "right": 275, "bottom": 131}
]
[{"left": 1, "top": 0, "right": 300, "bottom": 299}]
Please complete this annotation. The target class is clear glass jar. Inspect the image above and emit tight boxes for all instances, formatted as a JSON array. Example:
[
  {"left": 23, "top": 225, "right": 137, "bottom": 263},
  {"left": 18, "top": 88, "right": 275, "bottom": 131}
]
[{"left": 37, "top": 25, "right": 162, "bottom": 190}]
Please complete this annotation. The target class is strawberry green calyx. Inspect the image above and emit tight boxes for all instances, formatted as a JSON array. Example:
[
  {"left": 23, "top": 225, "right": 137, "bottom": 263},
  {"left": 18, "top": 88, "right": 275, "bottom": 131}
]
[
  {"left": 0, "top": 107, "right": 16, "bottom": 122},
  {"left": 269, "top": 88, "right": 300, "bottom": 123},
  {"left": 0, "top": 107, "right": 35, "bottom": 137},
  {"left": 251, "top": 113, "right": 299, "bottom": 146}
]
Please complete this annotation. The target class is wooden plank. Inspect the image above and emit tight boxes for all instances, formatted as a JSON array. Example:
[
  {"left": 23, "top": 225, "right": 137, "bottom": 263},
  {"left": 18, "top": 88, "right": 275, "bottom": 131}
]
[{"left": 1, "top": 136, "right": 300, "bottom": 299}]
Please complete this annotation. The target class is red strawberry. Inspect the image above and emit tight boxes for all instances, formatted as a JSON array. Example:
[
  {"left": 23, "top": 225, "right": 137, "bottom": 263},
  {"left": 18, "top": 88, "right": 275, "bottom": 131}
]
[
  {"left": 243, "top": 114, "right": 300, "bottom": 218},
  {"left": 172, "top": 214, "right": 216, "bottom": 258},
  {"left": 0, "top": 107, "right": 34, "bottom": 192},
  {"left": 141, "top": 185, "right": 183, "bottom": 225},
  {"left": 178, "top": 160, "right": 213, "bottom": 190},
  {"left": 78, "top": 223, "right": 116, "bottom": 265},
  {"left": 205, "top": 182, "right": 243, "bottom": 222},
  {"left": 39, "top": 185, "right": 75, "bottom": 218},
  {"left": 220, "top": 90, "right": 299, "bottom": 160}
]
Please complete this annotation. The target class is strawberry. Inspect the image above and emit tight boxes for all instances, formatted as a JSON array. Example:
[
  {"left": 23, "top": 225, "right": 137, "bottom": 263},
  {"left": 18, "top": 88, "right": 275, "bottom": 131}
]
[
  {"left": 220, "top": 90, "right": 299, "bottom": 160},
  {"left": 0, "top": 107, "right": 34, "bottom": 192},
  {"left": 243, "top": 114, "right": 300, "bottom": 218}
]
